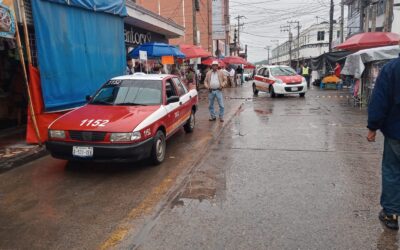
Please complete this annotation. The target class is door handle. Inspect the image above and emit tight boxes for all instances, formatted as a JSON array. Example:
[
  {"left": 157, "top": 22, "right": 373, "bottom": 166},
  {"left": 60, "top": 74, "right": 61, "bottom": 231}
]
[{"left": 179, "top": 102, "right": 183, "bottom": 105}]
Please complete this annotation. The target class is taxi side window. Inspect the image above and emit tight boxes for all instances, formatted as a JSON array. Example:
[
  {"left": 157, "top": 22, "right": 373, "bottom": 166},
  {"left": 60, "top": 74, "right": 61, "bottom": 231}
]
[
  {"left": 172, "top": 78, "right": 187, "bottom": 96},
  {"left": 264, "top": 69, "right": 270, "bottom": 77},
  {"left": 258, "top": 68, "right": 265, "bottom": 76},
  {"left": 166, "top": 79, "right": 178, "bottom": 98}
]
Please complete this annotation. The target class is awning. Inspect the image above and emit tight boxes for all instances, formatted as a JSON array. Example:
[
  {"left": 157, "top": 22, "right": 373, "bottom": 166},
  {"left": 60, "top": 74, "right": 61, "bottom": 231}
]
[
  {"left": 125, "top": 2, "right": 184, "bottom": 39},
  {"left": 179, "top": 44, "right": 211, "bottom": 59},
  {"left": 129, "top": 42, "right": 185, "bottom": 58},
  {"left": 341, "top": 45, "right": 400, "bottom": 78},
  {"left": 223, "top": 56, "right": 248, "bottom": 65},
  {"left": 202, "top": 58, "right": 226, "bottom": 67},
  {"left": 335, "top": 32, "right": 400, "bottom": 51},
  {"left": 311, "top": 50, "right": 353, "bottom": 71}
]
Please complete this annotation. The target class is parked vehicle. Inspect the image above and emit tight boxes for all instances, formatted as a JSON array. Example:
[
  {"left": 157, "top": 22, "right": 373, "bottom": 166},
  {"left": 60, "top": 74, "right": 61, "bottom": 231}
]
[
  {"left": 46, "top": 73, "right": 198, "bottom": 164},
  {"left": 252, "top": 65, "right": 308, "bottom": 97}
]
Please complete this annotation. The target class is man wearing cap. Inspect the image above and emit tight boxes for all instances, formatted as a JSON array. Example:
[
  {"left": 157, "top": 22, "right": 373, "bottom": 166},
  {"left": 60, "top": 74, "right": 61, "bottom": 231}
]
[
  {"left": 367, "top": 53, "right": 400, "bottom": 230},
  {"left": 204, "top": 61, "right": 227, "bottom": 122}
]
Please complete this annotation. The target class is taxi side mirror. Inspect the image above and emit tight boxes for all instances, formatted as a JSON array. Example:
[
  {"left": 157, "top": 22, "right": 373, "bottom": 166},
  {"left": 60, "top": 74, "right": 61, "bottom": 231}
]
[
  {"left": 86, "top": 95, "right": 92, "bottom": 102},
  {"left": 167, "top": 96, "right": 180, "bottom": 104}
]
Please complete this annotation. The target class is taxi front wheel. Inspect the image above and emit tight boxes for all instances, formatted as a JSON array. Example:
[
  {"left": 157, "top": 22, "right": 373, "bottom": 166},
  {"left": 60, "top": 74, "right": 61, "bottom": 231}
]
[{"left": 150, "top": 130, "right": 166, "bottom": 165}]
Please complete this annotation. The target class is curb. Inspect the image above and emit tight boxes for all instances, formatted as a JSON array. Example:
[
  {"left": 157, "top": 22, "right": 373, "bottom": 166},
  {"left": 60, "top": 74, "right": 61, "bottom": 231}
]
[{"left": 0, "top": 146, "right": 48, "bottom": 173}]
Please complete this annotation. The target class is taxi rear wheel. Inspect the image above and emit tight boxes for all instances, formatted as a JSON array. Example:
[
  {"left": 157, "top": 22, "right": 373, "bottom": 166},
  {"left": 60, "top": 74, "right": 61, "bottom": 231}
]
[
  {"left": 184, "top": 111, "right": 195, "bottom": 133},
  {"left": 150, "top": 130, "right": 166, "bottom": 165},
  {"left": 252, "top": 83, "right": 258, "bottom": 95},
  {"left": 270, "top": 86, "right": 276, "bottom": 98}
]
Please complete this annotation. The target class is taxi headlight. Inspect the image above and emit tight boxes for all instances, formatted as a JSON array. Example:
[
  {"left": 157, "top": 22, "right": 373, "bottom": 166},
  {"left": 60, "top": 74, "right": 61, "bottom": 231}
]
[
  {"left": 49, "top": 130, "right": 66, "bottom": 139},
  {"left": 275, "top": 79, "right": 284, "bottom": 84},
  {"left": 110, "top": 132, "right": 141, "bottom": 142}
]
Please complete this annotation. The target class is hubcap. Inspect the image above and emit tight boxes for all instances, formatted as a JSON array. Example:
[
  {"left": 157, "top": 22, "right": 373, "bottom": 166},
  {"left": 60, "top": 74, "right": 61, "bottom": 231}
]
[{"left": 156, "top": 137, "right": 165, "bottom": 161}]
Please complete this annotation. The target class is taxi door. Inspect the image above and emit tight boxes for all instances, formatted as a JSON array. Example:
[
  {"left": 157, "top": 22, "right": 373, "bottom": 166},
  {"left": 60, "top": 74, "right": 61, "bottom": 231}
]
[
  {"left": 254, "top": 68, "right": 269, "bottom": 92},
  {"left": 172, "top": 77, "right": 192, "bottom": 125},
  {"left": 164, "top": 78, "right": 182, "bottom": 136}
]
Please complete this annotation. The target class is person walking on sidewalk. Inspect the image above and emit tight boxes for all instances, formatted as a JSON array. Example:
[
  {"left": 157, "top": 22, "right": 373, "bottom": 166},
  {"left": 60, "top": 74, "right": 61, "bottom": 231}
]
[
  {"left": 204, "top": 61, "right": 227, "bottom": 122},
  {"left": 367, "top": 54, "right": 400, "bottom": 230}
]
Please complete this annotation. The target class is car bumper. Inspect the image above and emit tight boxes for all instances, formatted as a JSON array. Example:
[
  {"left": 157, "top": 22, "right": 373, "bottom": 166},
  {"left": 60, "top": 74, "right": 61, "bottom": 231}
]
[
  {"left": 274, "top": 83, "right": 307, "bottom": 94},
  {"left": 46, "top": 138, "right": 154, "bottom": 162}
]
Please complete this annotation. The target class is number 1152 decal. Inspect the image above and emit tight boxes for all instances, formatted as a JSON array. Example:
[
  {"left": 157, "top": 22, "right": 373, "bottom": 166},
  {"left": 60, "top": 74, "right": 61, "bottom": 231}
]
[{"left": 80, "top": 119, "right": 109, "bottom": 127}]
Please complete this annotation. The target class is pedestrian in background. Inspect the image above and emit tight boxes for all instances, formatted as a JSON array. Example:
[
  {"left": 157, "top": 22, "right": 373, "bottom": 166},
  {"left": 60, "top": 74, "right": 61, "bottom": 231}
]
[
  {"left": 236, "top": 65, "right": 244, "bottom": 86},
  {"left": 204, "top": 61, "right": 227, "bottom": 122},
  {"left": 126, "top": 57, "right": 134, "bottom": 75},
  {"left": 367, "top": 54, "right": 400, "bottom": 231},
  {"left": 334, "top": 62, "right": 342, "bottom": 78},
  {"left": 301, "top": 63, "right": 310, "bottom": 88},
  {"left": 229, "top": 67, "right": 236, "bottom": 87}
]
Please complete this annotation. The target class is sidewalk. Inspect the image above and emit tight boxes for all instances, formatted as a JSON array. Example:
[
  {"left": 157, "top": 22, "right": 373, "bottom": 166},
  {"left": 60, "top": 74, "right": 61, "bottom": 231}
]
[{"left": 0, "top": 128, "right": 47, "bottom": 173}]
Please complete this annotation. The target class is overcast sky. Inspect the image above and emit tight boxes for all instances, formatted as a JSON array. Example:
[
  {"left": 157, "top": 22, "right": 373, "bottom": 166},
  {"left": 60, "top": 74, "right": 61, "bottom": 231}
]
[{"left": 229, "top": 0, "right": 345, "bottom": 62}]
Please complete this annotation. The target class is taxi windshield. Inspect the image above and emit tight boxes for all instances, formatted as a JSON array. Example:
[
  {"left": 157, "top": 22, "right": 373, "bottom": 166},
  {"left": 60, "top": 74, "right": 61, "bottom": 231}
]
[
  {"left": 270, "top": 67, "right": 297, "bottom": 76},
  {"left": 90, "top": 79, "right": 162, "bottom": 106}
]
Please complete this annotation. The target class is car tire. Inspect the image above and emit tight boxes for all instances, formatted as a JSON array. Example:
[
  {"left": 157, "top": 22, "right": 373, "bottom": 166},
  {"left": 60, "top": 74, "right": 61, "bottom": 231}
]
[
  {"left": 299, "top": 93, "right": 306, "bottom": 98},
  {"left": 270, "top": 86, "right": 276, "bottom": 98},
  {"left": 252, "top": 83, "right": 259, "bottom": 95},
  {"left": 184, "top": 111, "right": 195, "bottom": 133},
  {"left": 150, "top": 130, "right": 166, "bottom": 165}
]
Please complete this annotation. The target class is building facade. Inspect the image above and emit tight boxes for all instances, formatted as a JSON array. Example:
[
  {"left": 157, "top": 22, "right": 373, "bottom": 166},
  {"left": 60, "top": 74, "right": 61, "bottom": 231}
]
[
  {"left": 271, "top": 22, "right": 342, "bottom": 65},
  {"left": 344, "top": 0, "right": 400, "bottom": 37},
  {"left": 135, "top": 0, "right": 230, "bottom": 56}
]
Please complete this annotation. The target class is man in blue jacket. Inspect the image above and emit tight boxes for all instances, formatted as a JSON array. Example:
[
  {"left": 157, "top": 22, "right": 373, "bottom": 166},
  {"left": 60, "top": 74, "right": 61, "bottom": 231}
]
[{"left": 367, "top": 54, "right": 400, "bottom": 230}]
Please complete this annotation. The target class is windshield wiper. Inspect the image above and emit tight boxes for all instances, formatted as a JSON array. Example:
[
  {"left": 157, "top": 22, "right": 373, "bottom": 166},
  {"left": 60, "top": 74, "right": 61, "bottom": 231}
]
[
  {"left": 90, "top": 100, "right": 113, "bottom": 105},
  {"left": 115, "top": 102, "right": 147, "bottom": 106}
]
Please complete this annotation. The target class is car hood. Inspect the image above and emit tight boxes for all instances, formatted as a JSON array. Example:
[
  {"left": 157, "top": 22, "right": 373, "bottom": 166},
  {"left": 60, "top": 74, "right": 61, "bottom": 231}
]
[
  {"left": 50, "top": 104, "right": 162, "bottom": 132},
  {"left": 274, "top": 75, "right": 303, "bottom": 83}
]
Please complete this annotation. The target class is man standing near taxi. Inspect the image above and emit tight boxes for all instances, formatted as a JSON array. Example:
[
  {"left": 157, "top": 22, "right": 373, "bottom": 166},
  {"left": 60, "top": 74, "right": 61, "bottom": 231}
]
[
  {"left": 367, "top": 53, "right": 400, "bottom": 230},
  {"left": 301, "top": 63, "right": 311, "bottom": 88},
  {"left": 204, "top": 61, "right": 227, "bottom": 122}
]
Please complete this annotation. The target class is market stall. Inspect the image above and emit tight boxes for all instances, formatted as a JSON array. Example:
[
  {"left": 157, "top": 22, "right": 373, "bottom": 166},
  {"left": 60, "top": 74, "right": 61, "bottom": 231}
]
[{"left": 341, "top": 45, "right": 400, "bottom": 107}]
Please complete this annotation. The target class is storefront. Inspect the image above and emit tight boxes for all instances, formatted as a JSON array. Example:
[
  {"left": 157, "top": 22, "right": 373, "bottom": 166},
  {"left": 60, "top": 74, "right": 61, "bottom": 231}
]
[{"left": 124, "top": 2, "right": 184, "bottom": 52}]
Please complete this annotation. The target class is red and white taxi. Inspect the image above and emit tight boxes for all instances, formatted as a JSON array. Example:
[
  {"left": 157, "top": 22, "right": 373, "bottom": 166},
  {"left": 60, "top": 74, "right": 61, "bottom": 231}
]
[
  {"left": 252, "top": 65, "right": 307, "bottom": 97},
  {"left": 46, "top": 73, "right": 198, "bottom": 164}
]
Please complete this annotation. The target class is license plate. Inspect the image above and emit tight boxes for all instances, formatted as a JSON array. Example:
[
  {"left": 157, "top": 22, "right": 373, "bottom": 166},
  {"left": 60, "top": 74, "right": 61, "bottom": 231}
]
[
  {"left": 72, "top": 146, "right": 93, "bottom": 157},
  {"left": 291, "top": 87, "right": 298, "bottom": 91}
]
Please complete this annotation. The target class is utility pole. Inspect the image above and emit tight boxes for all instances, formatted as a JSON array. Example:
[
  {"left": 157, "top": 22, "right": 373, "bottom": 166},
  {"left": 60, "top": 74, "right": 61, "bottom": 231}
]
[
  {"left": 192, "top": 0, "right": 198, "bottom": 45},
  {"left": 360, "top": 0, "right": 366, "bottom": 33},
  {"left": 234, "top": 15, "right": 246, "bottom": 54},
  {"left": 271, "top": 39, "right": 279, "bottom": 64},
  {"left": 384, "top": 0, "right": 394, "bottom": 32},
  {"left": 281, "top": 25, "right": 292, "bottom": 66},
  {"left": 265, "top": 46, "right": 271, "bottom": 64},
  {"left": 365, "top": 4, "right": 370, "bottom": 32},
  {"left": 225, "top": 0, "right": 230, "bottom": 56},
  {"left": 371, "top": 2, "right": 377, "bottom": 32},
  {"left": 288, "top": 20, "right": 301, "bottom": 70},
  {"left": 328, "top": 0, "right": 334, "bottom": 52},
  {"left": 340, "top": 0, "right": 344, "bottom": 43}
]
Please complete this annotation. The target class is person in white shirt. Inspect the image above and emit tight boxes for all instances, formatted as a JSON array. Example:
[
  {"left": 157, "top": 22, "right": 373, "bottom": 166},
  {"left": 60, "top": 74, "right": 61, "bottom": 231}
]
[
  {"left": 229, "top": 67, "right": 236, "bottom": 87},
  {"left": 204, "top": 61, "right": 227, "bottom": 122}
]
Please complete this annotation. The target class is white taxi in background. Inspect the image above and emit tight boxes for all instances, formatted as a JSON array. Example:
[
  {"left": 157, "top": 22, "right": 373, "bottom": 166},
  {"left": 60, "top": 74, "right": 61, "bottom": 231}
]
[{"left": 252, "top": 65, "right": 307, "bottom": 98}]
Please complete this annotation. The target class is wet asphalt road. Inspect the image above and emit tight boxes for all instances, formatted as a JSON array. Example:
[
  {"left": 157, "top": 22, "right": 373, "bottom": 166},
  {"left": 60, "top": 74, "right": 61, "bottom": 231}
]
[{"left": 1, "top": 83, "right": 398, "bottom": 249}]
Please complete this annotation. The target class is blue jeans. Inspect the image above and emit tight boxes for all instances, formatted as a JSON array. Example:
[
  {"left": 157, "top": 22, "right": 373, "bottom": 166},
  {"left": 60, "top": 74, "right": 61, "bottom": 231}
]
[
  {"left": 381, "top": 137, "right": 400, "bottom": 215},
  {"left": 208, "top": 90, "right": 224, "bottom": 119}
]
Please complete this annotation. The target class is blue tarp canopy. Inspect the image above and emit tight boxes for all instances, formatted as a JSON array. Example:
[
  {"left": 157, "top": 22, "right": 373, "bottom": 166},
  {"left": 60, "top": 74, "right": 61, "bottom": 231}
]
[
  {"left": 129, "top": 42, "right": 186, "bottom": 59},
  {"left": 32, "top": 0, "right": 126, "bottom": 111},
  {"left": 44, "top": 0, "right": 127, "bottom": 16}
]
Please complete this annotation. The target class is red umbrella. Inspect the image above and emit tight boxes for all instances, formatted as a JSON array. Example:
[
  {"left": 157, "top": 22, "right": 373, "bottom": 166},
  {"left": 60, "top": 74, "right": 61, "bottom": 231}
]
[
  {"left": 244, "top": 62, "right": 256, "bottom": 69},
  {"left": 222, "top": 56, "right": 248, "bottom": 65},
  {"left": 201, "top": 57, "right": 226, "bottom": 67},
  {"left": 179, "top": 44, "right": 212, "bottom": 59},
  {"left": 335, "top": 32, "right": 400, "bottom": 51}
]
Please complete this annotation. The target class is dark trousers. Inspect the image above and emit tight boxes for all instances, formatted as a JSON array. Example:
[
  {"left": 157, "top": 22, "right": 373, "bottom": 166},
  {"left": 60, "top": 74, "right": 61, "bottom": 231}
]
[
  {"left": 303, "top": 75, "right": 310, "bottom": 88},
  {"left": 381, "top": 137, "right": 400, "bottom": 215}
]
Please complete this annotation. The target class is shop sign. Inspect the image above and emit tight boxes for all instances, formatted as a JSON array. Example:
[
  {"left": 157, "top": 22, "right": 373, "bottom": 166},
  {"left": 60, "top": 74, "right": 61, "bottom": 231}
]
[
  {"left": 0, "top": 0, "right": 16, "bottom": 39},
  {"left": 125, "top": 27, "right": 152, "bottom": 45}
]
